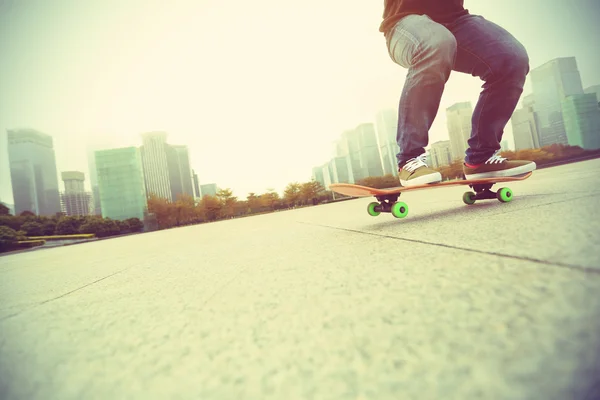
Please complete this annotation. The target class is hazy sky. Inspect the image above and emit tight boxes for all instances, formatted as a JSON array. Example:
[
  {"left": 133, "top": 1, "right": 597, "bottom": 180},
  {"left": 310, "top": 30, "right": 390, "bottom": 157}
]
[{"left": 1, "top": 0, "right": 599, "bottom": 202}]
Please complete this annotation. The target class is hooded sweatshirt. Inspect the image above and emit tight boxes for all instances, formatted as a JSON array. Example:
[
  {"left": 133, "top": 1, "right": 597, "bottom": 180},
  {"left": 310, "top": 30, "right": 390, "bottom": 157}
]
[{"left": 379, "top": 0, "right": 469, "bottom": 36}]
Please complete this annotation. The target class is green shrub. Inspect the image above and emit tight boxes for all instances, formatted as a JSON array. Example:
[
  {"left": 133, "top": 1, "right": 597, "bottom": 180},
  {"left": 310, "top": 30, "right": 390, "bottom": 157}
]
[{"left": 21, "top": 221, "right": 44, "bottom": 236}]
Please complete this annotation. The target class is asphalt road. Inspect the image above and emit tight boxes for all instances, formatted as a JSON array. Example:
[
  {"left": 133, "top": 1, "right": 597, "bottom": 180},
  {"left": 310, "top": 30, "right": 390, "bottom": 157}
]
[{"left": 1, "top": 159, "right": 600, "bottom": 400}]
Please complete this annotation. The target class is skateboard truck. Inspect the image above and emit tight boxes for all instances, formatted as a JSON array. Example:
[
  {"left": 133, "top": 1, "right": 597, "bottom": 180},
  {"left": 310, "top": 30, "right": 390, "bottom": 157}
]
[
  {"left": 369, "top": 193, "right": 408, "bottom": 218},
  {"left": 464, "top": 183, "right": 512, "bottom": 204}
]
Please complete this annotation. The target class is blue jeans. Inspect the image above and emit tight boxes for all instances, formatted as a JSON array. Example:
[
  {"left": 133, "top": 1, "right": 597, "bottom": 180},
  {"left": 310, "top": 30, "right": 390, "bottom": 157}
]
[{"left": 387, "top": 14, "right": 529, "bottom": 166}]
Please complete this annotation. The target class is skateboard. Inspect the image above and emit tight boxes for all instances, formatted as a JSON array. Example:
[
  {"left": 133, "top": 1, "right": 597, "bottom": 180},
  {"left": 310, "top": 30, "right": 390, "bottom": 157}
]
[{"left": 328, "top": 172, "right": 532, "bottom": 218}]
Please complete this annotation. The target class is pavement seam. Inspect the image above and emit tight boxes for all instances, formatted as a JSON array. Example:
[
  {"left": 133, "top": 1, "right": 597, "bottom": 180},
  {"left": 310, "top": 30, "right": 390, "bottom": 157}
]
[
  {"left": 299, "top": 222, "right": 600, "bottom": 275},
  {"left": 0, "top": 268, "right": 131, "bottom": 323}
]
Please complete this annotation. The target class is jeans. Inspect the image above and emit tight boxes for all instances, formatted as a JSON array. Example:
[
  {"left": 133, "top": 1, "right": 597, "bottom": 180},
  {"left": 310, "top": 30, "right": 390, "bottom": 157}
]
[{"left": 386, "top": 14, "right": 529, "bottom": 166}]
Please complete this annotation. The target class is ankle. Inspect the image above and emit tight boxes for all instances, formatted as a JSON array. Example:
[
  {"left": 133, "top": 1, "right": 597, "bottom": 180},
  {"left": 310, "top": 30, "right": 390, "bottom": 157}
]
[{"left": 465, "top": 161, "right": 482, "bottom": 168}]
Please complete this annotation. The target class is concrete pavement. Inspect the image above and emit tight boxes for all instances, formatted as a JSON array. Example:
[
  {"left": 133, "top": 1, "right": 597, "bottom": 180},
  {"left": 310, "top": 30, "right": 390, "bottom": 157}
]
[{"left": 1, "top": 159, "right": 600, "bottom": 400}]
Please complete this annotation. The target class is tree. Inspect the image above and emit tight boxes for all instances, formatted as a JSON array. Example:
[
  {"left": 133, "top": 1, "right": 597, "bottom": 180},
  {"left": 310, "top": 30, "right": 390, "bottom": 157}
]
[
  {"left": 42, "top": 220, "right": 57, "bottom": 235},
  {"left": 19, "top": 211, "right": 35, "bottom": 217},
  {"left": 0, "top": 215, "right": 22, "bottom": 231},
  {"left": 0, "top": 203, "right": 10, "bottom": 216},
  {"left": 217, "top": 188, "right": 237, "bottom": 218},
  {"left": 247, "top": 193, "right": 261, "bottom": 213},
  {"left": 79, "top": 219, "right": 107, "bottom": 236},
  {"left": 283, "top": 183, "right": 302, "bottom": 206},
  {"left": 55, "top": 217, "right": 81, "bottom": 235},
  {"left": 21, "top": 221, "right": 44, "bottom": 237},
  {"left": 102, "top": 219, "right": 121, "bottom": 236},
  {"left": 199, "top": 195, "right": 221, "bottom": 221},
  {"left": 147, "top": 194, "right": 176, "bottom": 229},
  {"left": 126, "top": 218, "right": 144, "bottom": 232},
  {"left": 260, "top": 189, "right": 280, "bottom": 210},
  {"left": 174, "top": 194, "right": 196, "bottom": 226},
  {"left": 0, "top": 226, "right": 19, "bottom": 250},
  {"left": 300, "top": 181, "right": 326, "bottom": 204}
]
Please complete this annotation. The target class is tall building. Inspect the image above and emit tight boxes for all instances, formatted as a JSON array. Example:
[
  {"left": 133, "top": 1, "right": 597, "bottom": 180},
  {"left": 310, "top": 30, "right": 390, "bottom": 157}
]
[
  {"left": 311, "top": 166, "right": 325, "bottom": 188},
  {"left": 166, "top": 145, "right": 194, "bottom": 201},
  {"left": 523, "top": 93, "right": 535, "bottom": 108},
  {"left": 7, "top": 128, "right": 61, "bottom": 215},
  {"left": 192, "top": 169, "right": 201, "bottom": 198},
  {"left": 140, "top": 132, "right": 195, "bottom": 202},
  {"left": 428, "top": 141, "right": 452, "bottom": 168},
  {"left": 446, "top": 102, "right": 473, "bottom": 161},
  {"left": 87, "top": 135, "right": 119, "bottom": 216},
  {"left": 584, "top": 85, "right": 600, "bottom": 104},
  {"left": 511, "top": 106, "right": 540, "bottom": 150},
  {"left": 329, "top": 156, "right": 353, "bottom": 184},
  {"left": 333, "top": 138, "right": 354, "bottom": 183},
  {"left": 374, "top": 109, "right": 400, "bottom": 175},
  {"left": 95, "top": 147, "right": 147, "bottom": 221},
  {"left": 140, "top": 131, "right": 172, "bottom": 201},
  {"left": 530, "top": 57, "right": 584, "bottom": 146},
  {"left": 338, "top": 124, "right": 384, "bottom": 182},
  {"left": 562, "top": 93, "right": 600, "bottom": 150},
  {"left": 60, "top": 171, "right": 92, "bottom": 216},
  {"left": 200, "top": 183, "right": 218, "bottom": 197}
]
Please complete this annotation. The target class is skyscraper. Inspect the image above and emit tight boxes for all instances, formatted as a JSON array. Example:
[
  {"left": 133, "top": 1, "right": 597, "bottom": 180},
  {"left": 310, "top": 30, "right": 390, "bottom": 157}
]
[
  {"left": 166, "top": 145, "right": 194, "bottom": 201},
  {"left": 329, "top": 156, "right": 353, "bottom": 184},
  {"left": 428, "top": 141, "right": 452, "bottom": 168},
  {"left": 529, "top": 57, "right": 584, "bottom": 146},
  {"left": 339, "top": 124, "right": 384, "bottom": 182},
  {"left": 95, "top": 147, "right": 147, "bottom": 221},
  {"left": 140, "top": 132, "right": 195, "bottom": 202},
  {"left": 87, "top": 135, "right": 119, "bottom": 216},
  {"left": 200, "top": 183, "right": 218, "bottom": 197},
  {"left": 311, "top": 166, "right": 325, "bottom": 188},
  {"left": 511, "top": 106, "right": 540, "bottom": 150},
  {"left": 334, "top": 137, "right": 355, "bottom": 184},
  {"left": 140, "top": 131, "right": 172, "bottom": 201},
  {"left": 60, "top": 171, "right": 92, "bottom": 216},
  {"left": 374, "top": 109, "right": 399, "bottom": 175},
  {"left": 7, "top": 129, "right": 61, "bottom": 215},
  {"left": 562, "top": 93, "right": 600, "bottom": 150},
  {"left": 192, "top": 169, "right": 201, "bottom": 198},
  {"left": 584, "top": 85, "right": 600, "bottom": 104},
  {"left": 446, "top": 102, "right": 473, "bottom": 161}
]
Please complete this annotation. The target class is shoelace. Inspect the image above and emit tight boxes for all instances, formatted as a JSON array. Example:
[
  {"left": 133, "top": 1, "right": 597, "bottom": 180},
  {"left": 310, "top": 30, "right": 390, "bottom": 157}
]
[
  {"left": 485, "top": 152, "right": 507, "bottom": 164},
  {"left": 403, "top": 154, "right": 428, "bottom": 173}
]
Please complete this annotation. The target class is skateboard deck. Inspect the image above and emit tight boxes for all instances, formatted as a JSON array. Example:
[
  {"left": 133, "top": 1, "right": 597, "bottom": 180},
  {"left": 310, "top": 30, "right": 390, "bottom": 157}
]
[{"left": 329, "top": 172, "right": 532, "bottom": 218}]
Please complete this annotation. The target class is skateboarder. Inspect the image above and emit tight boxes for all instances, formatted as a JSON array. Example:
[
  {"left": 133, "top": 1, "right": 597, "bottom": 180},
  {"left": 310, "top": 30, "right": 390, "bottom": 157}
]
[{"left": 381, "top": 1, "right": 537, "bottom": 186}]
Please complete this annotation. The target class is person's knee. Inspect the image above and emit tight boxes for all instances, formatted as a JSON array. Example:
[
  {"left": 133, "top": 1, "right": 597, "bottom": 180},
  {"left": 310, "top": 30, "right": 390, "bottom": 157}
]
[{"left": 494, "top": 42, "right": 529, "bottom": 81}]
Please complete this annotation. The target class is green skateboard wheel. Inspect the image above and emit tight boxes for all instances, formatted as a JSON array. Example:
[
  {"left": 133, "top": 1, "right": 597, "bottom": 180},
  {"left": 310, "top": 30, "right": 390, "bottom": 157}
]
[
  {"left": 497, "top": 187, "right": 512, "bottom": 203},
  {"left": 367, "top": 202, "right": 380, "bottom": 216},
  {"left": 391, "top": 202, "right": 408, "bottom": 218},
  {"left": 462, "top": 191, "right": 476, "bottom": 205}
]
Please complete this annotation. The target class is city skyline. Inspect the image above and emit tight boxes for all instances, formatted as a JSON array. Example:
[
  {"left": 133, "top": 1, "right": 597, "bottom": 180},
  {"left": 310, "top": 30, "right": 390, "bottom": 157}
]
[{"left": 1, "top": 0, "right": 599, "bottom": 201}]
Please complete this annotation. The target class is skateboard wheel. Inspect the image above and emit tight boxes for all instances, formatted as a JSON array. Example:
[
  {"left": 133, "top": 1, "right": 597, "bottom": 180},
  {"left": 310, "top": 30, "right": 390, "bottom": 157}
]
[
  {"left": 391, "top": 202, "right": 408, "bottom": 218},
  {"left": 497, "top": 187, "right": 512, "bottom": 203},
  {"left": 462, "top": 191, "right": 476, "bottom": 205},
  {"left": 367, "top": 202, "right": 380, "bottom": 216}
]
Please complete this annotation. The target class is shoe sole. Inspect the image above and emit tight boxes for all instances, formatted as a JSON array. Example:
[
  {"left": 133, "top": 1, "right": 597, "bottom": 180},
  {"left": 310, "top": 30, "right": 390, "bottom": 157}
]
[
  {"left": 464, "top": 162, "right": 536, "bottom": 180},
  {"left": 400, "top": 172, "right": 442, "bottom": 187}
]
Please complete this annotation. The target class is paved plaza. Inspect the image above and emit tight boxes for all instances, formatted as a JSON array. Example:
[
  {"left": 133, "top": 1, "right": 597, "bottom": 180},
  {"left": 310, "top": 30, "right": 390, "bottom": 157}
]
[{"left": 1, "top": 159, "right": 600, "bottom": 400}]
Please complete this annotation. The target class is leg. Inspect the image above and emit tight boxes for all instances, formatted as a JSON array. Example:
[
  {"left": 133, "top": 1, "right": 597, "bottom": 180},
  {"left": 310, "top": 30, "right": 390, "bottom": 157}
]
[
  {"left": 445, "top": 15, "right": 529, "bottom": 165},
  {"left": 386, "top": 15, "right": 457, "bottom": 166}
]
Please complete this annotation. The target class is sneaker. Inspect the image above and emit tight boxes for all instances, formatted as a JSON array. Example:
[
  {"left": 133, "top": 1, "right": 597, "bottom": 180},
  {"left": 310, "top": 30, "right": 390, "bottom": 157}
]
[
  {"left": 398, "top": 154, "right": 442, "bottom": 186},
  {"left": 463, "top": 151, "right": 536, "bottom": 180}
]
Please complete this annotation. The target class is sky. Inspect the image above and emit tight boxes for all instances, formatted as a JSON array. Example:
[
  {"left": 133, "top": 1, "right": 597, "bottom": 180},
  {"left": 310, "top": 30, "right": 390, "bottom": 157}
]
[{"left": 1, "top": 0, "right": 599, "bottom": 202}]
